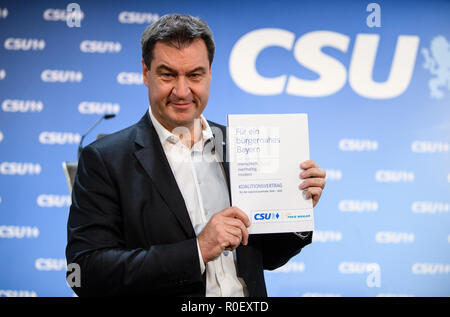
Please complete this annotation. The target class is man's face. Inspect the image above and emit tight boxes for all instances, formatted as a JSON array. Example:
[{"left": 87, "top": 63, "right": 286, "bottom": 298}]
[{"left": 142, "top": 38, "right": 212, "bottom": 132}]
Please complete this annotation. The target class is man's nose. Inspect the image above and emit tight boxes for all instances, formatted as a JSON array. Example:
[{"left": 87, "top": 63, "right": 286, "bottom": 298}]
[{"left": 172, "top": 76, "right": 191, "bottom": 99}]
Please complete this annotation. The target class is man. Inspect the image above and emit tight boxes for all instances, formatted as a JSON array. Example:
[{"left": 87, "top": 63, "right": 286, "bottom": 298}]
[{"left": 66, "top": 14, "right": 326, "bottom": 297}]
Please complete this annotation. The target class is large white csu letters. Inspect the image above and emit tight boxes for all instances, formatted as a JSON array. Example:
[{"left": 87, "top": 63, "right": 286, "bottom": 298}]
[
  {"left": 229, "top": 28, "right": 419, "bottom": 99},
  {"left": 286, "top": 31, "right": 349, "bottom": 97},
  {"left": 349, "top": 34, "right": 420, "bottom": 99},
  {"left": 229, "top": 28, "right": 295, "bottom": 95}
]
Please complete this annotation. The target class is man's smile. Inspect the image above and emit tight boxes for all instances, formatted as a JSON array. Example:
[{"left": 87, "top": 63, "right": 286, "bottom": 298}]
[{"left": 168, "top": 100, "right": 195, "bottom": 110}]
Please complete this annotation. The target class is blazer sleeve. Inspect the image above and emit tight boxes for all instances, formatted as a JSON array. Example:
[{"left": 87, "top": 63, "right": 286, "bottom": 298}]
[
  {"left": 260, "top": 232, "right": 313, "bottom": 270},
  {"left": 66, "top": 144, "right": 204, "bottom": 296}
]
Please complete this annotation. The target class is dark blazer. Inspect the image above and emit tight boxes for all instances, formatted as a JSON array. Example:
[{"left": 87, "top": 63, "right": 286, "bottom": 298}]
[{"left": 66, "top": 111, "right": 312, "bottom": 297}]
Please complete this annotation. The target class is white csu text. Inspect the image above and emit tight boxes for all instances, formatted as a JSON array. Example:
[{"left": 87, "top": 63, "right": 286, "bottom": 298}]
[{"left": 230, "top": 29, "right": 419, "bottom": 99}]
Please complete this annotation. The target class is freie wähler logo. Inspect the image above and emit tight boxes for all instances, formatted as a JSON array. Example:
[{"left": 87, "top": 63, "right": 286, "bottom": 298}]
[{"left": 422, "top": 35, "right": 450, "bottom": 99}]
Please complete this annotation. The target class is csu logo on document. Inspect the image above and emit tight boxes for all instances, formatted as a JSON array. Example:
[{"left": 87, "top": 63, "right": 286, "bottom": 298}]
[
  {"left": 254, "top": 211, "right": 280, "bottom": 221},
  {"left": 422, "top": 36, "right": 450, "bottom": 99}
]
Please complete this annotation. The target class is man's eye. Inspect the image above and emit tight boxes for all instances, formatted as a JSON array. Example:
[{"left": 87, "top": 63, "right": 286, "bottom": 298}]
[
  {"left": 161, "top": 73, "right": 174, "bottom": 78},
  {"left": 189, "top": 73, "right": 201, "bottom": 79}
]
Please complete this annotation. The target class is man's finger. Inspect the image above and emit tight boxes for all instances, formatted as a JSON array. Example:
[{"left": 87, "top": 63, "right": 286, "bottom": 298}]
[
  {"left": 300, "top": 178, "right": 326, "bottom": 190},
  {"left": 305, "top": 187, "right": 323, "bottom": 206},
  {"left": 221, "top": 233, "right": 241, "bottom": 251},
  {"left": 225, "top": 217, "right": 249, "bottom": 245},
  {"left": 300, "top": 167, "right": 326, "bottom": 179},
  {"left": 300, "top": 160, "right": 318, "bottom": 169},
  {"left": 223, "top": 207, "right": 250, "bottom": 227},
  {"left": 225, "top": 226, "right": 242, "bottom": 240}
]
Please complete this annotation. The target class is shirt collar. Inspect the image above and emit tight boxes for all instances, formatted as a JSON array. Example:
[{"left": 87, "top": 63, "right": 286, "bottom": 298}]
[{"left": 148, "top": 107, "right": 214, "bottom": 149}]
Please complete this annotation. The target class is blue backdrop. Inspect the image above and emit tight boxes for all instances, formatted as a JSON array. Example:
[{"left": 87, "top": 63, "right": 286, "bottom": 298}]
[{"left": 0, "top": 0, "right": 449, "bottom": 297}]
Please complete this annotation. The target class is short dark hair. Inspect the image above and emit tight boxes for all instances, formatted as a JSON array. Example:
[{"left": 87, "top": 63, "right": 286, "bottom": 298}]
[{"left": 141, "top": 14, "right": 215, "bottom": 69}]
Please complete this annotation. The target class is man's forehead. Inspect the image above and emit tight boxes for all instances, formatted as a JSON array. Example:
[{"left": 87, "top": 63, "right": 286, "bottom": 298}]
[
  {"left": 152, "top": 38, "right": 209, "bottom": 66},
  {"left": 158, "top": 37, "right": 204, "bottom": 51}
]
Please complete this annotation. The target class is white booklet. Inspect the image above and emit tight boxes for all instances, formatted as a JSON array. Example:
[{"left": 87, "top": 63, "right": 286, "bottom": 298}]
[{"left": 227, "top": 113, "right": 314, "bottom": 234}]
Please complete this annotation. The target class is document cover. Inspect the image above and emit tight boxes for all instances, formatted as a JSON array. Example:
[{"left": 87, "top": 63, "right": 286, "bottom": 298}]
[{"left": 227, "top": 113, "right": 314, "bottom": 234}]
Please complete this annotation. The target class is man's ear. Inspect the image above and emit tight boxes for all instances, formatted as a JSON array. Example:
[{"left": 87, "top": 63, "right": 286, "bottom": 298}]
[{"left": 142, "top": 59, "right": 149, "bottom": 87}]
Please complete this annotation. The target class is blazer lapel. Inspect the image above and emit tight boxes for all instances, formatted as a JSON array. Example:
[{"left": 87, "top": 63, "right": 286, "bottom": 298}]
[
  {"left": 133, "top": 112, "right": 196, "bottom": 238},
  {"left": 209, "top": 121, "right": 232, "bottom": 203}
]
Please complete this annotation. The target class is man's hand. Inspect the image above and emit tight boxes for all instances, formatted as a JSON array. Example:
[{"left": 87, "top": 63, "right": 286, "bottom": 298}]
[
  {"left": 198, "top": 207, "right": 250, "bottom": 264},
  {"left": 299, "top": 160, "right": 326, "bottom": 207}
]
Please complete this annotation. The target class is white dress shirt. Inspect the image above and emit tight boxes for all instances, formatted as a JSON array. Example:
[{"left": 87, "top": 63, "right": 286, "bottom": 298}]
[{"left": 149, "top": 110, "right": 248, "bottom": 297}]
